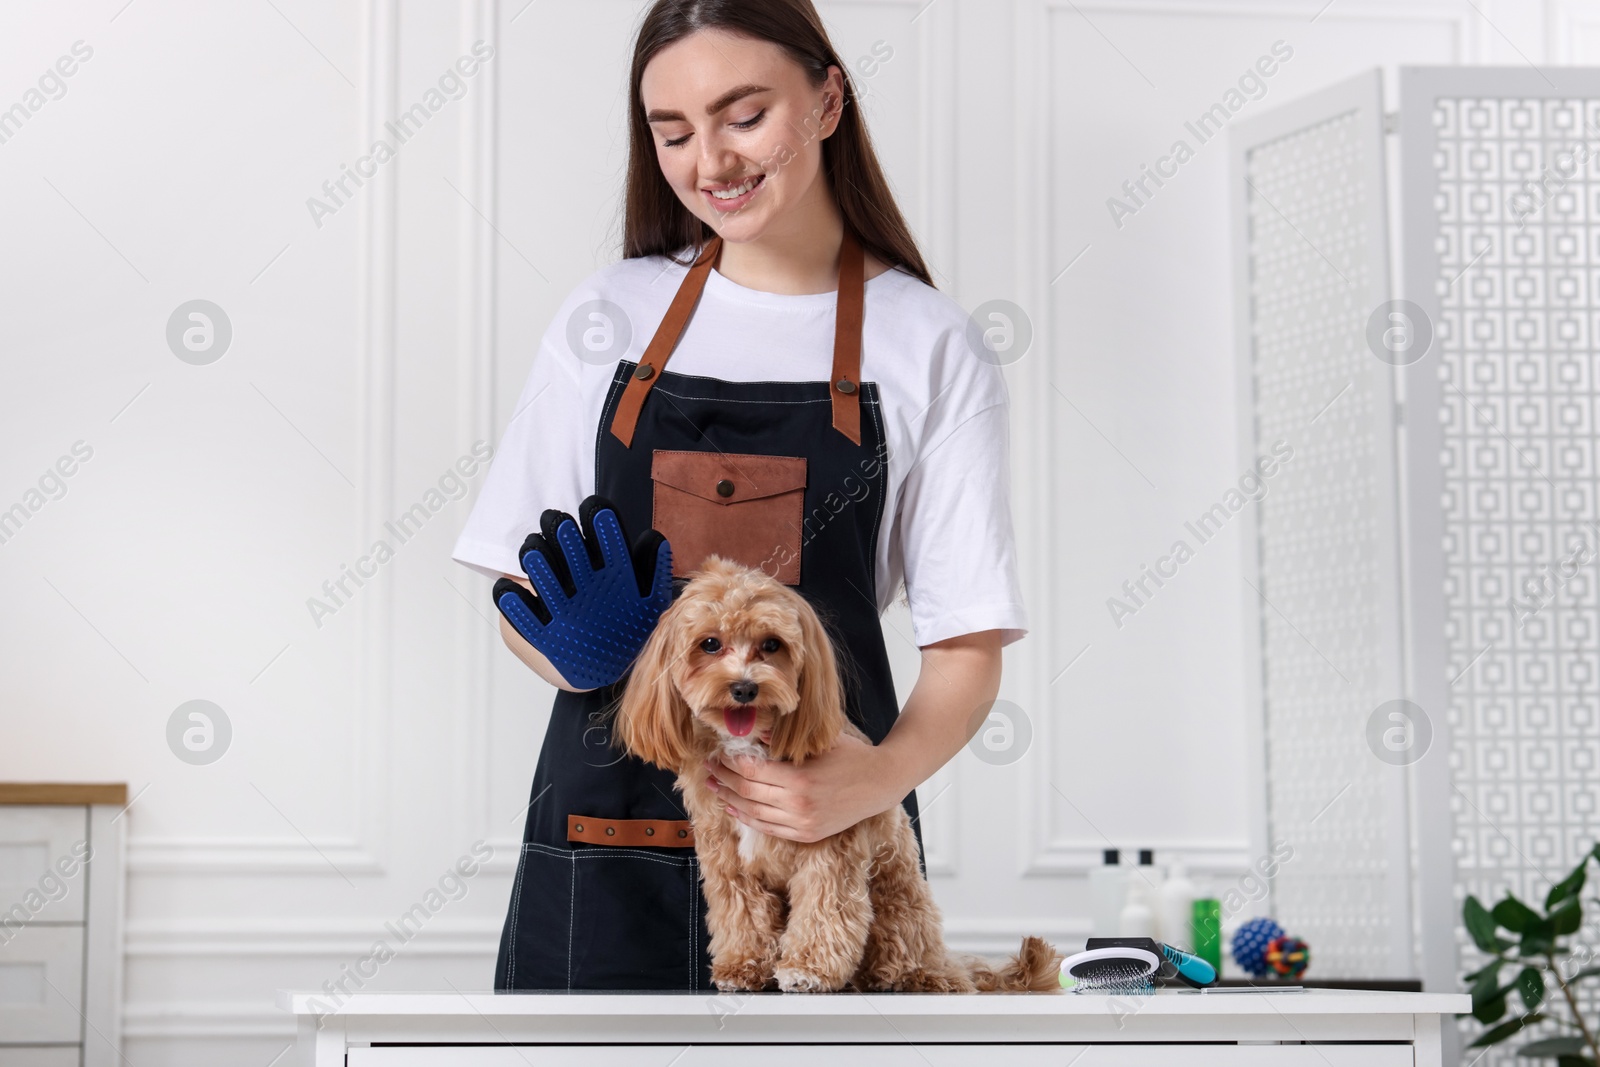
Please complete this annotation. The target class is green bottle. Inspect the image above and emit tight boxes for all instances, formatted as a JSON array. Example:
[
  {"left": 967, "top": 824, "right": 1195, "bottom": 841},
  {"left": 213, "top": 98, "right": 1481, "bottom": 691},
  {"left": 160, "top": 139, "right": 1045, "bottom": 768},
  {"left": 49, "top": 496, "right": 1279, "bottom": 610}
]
[{"left": 1191, "top": 898, "right": 1223, "bottom": 974}]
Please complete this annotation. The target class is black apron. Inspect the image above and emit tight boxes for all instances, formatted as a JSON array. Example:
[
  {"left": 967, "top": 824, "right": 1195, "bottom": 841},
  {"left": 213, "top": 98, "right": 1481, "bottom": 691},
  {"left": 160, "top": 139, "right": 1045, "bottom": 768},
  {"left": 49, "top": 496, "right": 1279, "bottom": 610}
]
[{"left": 494, "top": 229, "right": 923, "bottom": 991}]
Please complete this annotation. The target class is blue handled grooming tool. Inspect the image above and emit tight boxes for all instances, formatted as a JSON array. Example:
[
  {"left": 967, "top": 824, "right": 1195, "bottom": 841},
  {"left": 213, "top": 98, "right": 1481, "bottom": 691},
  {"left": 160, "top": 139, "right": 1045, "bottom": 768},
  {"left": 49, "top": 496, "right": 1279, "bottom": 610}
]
[{"left": 1157, "top": 941, "right": 1219, "bottom": 988}]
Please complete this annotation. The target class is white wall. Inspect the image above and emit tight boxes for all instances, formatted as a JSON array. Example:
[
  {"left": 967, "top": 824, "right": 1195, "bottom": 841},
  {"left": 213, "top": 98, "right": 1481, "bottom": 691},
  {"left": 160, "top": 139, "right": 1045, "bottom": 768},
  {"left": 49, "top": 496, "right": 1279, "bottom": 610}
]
[{"left": 0, "top": 0, "right": 1586, "bottom": 1063}]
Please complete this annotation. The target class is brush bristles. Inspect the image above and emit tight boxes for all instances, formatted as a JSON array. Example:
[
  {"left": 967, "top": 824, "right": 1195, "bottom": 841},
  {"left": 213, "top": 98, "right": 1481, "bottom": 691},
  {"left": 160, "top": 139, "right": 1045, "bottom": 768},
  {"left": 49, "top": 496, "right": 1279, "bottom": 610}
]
[{"left": 1066, "top": 960, "right": 1156, "bottom": 994}]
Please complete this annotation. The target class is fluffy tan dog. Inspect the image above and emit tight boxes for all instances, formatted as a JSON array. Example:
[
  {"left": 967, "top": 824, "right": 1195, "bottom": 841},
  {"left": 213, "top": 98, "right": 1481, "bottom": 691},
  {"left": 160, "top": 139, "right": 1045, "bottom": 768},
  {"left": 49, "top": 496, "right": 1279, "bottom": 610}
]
[{"left": 612, "top": 555, "right": 1062, "bottom": 994}]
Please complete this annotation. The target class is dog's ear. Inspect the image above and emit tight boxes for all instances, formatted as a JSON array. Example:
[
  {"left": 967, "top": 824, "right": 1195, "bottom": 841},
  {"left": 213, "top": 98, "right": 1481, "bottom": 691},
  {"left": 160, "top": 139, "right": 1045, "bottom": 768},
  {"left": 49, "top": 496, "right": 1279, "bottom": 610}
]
[
  {"left": 769, "top": 593, "right": 848, "bottom": 765},
  {"left": 612, "top": 611, "right": 695, "bottom": 771}
]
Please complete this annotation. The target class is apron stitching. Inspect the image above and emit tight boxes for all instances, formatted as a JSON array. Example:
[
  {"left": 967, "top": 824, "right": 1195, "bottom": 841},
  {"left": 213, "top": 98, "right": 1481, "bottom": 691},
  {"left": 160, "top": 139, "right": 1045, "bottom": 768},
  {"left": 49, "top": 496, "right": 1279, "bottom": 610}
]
[
  {"left": 623, "top": 361, "right": 868, "bottom": 390},
  {"left": 857, "top": 386, "right": 925, "bottom": 876},
  {"left": 595, "top": 365, "right": 629, "bottom": 494},
  {"left": 690, "top": 856, "right": 698, "bottom": 991},
  {"left": 576, "top": 851, "right": 692, "bottom": 866},
  {"left": 567, "top": 854, "right": 575, "bottom": 991},
  {"left": 508, "top": 844, "right": 528, "bottom": 989},
  {"left": 864, "top": 386, "right": 888, "bottom": 601},
  {"left": 687, "top": 857, "right": 693, "bottom": 990},
  {"left": 649, "top": 391, "right": 836, "bottom": 406},
  {"left": 525, "top": 841, "right": 693, "bottom": 865}
]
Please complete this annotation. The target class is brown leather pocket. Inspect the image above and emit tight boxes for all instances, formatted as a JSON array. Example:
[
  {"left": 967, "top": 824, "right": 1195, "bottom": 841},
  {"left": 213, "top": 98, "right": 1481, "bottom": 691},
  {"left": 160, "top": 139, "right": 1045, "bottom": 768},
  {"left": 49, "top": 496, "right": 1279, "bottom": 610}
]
[{"left": 651, "top": 450, "right": 806, "bottom": 585}]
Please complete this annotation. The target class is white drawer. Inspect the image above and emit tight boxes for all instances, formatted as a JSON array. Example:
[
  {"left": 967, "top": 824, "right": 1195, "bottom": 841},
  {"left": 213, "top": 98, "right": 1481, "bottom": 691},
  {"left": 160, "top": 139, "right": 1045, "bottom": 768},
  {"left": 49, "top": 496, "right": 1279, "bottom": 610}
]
[
  {"left": 349, "top": 1044, "right": 1415, "bottom": 1066},
  {"left": 0, "top": 1047, "right": 81, "bottom": 1066},
  {"left": 0, "top": 808, "right": 89, "bottom": 925},
  {"left": 0, "top": 924, "right": 84, "bottom": 1044}
]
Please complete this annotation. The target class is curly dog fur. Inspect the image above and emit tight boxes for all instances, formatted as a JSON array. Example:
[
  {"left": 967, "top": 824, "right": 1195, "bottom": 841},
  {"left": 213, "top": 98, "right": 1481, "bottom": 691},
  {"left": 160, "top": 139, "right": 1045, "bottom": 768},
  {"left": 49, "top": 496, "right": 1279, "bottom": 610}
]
[{"left": 612, "top": 555, "right": 1062, "bottom": 994}]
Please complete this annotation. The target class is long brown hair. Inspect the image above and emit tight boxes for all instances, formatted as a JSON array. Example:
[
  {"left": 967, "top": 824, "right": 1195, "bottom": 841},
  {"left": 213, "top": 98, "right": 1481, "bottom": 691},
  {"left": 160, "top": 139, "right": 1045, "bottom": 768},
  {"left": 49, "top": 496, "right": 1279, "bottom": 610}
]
[{"left": 622, "top": 0, "right": 933, "bottom": 287}]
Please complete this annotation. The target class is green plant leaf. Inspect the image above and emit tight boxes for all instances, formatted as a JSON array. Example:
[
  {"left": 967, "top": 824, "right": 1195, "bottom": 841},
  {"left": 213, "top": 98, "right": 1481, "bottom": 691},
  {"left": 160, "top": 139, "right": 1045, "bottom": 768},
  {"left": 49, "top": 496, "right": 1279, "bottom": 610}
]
[
  {"left": 1521, "top": 917, "right": 1558, "bottom": 957},
  {"left": 1546, "top": 863, "right": 1587, "bottom": 911},
  {"left": 1551, "top": 897, "right": 1582, "bottom": 936},
  {"left": 1568, "top": 966, "right": 1600, "bottom": 982},
  {"left": 1474, "top": 983, "right": 1510, "bottom": 1024},
  {"left": 1516, "top": 966, "right": 1546, "bottom": 1012},
  {"left": 1467, "top": 958, "right": 1506, "bottom": 983},
  {"left": 1553, "top": 1056, "right": 1595, "bottom": 1067},
  {"left": 1497, "top": 896, "right": 1542, "bottom": 933},
  {"left": 1472, "top": 963, "right": 1506, "bottom": 1009},
  {"left": 1519, "top": 1036, "right": 1589, "bottom": 1056},
  {"left": 1467, "top": 895, "right": 1515, "bottom": 952},
  {"left": 1472, "top": 1013, "right": 1545, "bottom": 1048}
]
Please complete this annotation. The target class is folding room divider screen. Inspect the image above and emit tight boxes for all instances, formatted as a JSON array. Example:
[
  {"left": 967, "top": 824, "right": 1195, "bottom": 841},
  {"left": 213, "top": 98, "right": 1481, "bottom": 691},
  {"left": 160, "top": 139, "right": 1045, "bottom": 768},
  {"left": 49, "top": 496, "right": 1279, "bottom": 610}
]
[
  {"left": 1232, "top": 66, "right": 1600, "bottom": 1064},
  {"left": 1229, "top": 68, "right": 1411, "bottom": 981}
]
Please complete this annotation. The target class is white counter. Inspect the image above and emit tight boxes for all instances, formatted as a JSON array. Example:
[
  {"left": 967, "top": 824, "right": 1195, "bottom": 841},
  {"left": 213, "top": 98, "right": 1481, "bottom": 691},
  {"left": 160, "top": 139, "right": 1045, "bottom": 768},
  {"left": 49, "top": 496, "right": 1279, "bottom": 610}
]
[{"left": 277, "top": 988, "right": 1469, "bottom": 1066}]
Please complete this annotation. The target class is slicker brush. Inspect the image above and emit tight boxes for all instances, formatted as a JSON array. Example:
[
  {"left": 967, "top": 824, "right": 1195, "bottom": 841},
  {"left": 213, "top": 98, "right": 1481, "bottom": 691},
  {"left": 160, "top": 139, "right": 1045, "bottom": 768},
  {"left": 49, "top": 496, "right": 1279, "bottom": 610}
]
[{"left": 1058, "top": 942, "right": 1160, "bottom": 993}]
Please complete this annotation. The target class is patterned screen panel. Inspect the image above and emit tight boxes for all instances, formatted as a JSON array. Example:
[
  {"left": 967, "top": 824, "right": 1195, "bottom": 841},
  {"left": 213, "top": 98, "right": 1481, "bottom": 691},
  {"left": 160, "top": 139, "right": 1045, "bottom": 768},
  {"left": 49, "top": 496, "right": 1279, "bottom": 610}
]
[
  {"left": 1233, "top": 72, "right": 1408, "bottom": 979},
  {"left": 1413, "top": 87, "right": 1600, "bottom": 1059}
]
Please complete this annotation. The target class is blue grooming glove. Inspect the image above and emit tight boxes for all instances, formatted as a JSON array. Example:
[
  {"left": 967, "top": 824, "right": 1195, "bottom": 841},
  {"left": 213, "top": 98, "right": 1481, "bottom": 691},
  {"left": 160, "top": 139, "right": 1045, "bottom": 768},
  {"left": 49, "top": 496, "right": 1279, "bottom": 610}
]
[{"left": 492, "top": 495, "right": 675, "bottom": 691}]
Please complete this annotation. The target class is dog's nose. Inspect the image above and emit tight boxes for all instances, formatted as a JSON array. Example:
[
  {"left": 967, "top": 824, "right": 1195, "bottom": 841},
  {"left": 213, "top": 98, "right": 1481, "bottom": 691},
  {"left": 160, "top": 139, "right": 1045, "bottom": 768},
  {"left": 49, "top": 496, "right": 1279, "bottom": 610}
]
[{"left": 729, "top": 679, "right": 759, "bottom": 704}]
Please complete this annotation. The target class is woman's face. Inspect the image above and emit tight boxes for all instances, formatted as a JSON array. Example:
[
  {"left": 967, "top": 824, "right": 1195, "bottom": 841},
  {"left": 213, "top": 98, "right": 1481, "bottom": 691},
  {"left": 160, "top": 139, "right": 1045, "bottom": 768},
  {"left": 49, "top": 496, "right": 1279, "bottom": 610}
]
[{"left": 641, "top": 29, "right": 843, "bottom": 244}]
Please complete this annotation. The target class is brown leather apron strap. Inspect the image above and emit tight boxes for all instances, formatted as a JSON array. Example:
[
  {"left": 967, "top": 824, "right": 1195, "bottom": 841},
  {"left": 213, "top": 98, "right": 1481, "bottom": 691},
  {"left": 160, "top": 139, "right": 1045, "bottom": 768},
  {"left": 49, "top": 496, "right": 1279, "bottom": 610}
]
[
  {"left": 567, "top": 814, "right": 695, "bottom": 847},
  {"left": 608, "top": 237, "right": 721, "bottom": 448},
  {"left": 608, "top": 230, "right": 866, "bottom": 448},
  {"left": 830, "top": 227, "right": 864, "bottom": 445}
]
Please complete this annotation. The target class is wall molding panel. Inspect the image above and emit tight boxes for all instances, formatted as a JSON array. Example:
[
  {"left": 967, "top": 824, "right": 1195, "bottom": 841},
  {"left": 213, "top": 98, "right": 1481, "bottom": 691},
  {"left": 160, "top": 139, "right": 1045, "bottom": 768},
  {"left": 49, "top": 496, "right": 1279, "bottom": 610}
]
[{"left": 124, "top": 0, "right": 400, "bottom": 879}]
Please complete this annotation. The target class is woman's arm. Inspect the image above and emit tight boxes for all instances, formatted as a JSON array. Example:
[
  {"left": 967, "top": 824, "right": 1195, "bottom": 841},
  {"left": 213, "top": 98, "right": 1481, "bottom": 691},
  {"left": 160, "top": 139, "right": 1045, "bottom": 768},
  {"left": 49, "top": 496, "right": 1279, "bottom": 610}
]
[
  {"left": 705, "top": 629, "right": 1004, "bottom": 843},
  {"left": 875, "top": 627, "right": 1004, "bottom": 795},
  {"left": 494, "top": 573, "right": 598, "bottom": 693}
]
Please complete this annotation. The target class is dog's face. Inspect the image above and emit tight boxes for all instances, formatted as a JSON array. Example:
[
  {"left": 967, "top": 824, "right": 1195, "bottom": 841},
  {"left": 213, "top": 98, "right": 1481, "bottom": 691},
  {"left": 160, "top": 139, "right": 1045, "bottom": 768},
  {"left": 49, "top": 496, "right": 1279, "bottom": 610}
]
[
  {"left": 672, "top": 570, "right": 805, "bottom": 747},
  {"left": 613, "top": 556, "right": 846, "bottom": 771}
]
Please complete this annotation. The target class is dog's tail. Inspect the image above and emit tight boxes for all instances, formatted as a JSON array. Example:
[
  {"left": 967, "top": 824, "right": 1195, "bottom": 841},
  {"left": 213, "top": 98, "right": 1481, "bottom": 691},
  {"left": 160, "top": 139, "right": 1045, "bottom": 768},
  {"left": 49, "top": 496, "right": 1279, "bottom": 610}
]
[{"left": 959, "top": 935, "right": 1063, "bottom": 992}]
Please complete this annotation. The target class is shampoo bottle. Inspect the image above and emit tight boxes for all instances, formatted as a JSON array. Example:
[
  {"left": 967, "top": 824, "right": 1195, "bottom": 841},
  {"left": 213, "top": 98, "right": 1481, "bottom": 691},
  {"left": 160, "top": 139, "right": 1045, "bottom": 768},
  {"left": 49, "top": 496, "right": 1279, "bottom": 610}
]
[
  {"left": 1118, "top": 881, "right": 1155, "bottom": 937},
  {"left": 1088, "top": 849, "right": 1128, "bottom": 938},
  {"left": 1136, "top": 849, "right": 1162, "bottom": 940},
  {"left": 1159, "top": 859, "right": 1197, "bottom": 950}
]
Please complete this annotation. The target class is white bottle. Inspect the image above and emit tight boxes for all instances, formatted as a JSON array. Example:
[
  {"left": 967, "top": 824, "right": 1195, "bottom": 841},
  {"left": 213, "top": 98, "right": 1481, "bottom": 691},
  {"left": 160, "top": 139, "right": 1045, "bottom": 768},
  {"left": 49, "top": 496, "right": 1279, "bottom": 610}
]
[
  {"left": 1088, "top": 849, "right": 1129, "bottom": 938},
  {"left": 1136, "top": 850, "right": 1163, "bottom": 940},
  {"left": 1159, "top": 860, "right": 1197, "bottom": 951},
  {"left": 1118, "top": 881, "right": 1156, "bottom": 937}
]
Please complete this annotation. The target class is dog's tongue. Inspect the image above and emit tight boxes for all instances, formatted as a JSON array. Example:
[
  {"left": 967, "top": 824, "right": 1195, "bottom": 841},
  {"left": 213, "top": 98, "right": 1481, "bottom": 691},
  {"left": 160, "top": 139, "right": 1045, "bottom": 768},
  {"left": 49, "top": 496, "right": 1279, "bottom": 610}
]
[{"left": 723, "top": 706, "right": 757, "bottom": 737}]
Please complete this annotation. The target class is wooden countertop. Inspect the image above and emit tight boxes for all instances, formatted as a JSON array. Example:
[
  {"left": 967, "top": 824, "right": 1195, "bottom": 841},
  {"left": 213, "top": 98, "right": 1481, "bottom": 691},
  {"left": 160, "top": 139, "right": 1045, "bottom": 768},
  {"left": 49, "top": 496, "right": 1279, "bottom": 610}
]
[{"left": 0, "top": 782, "right": 127, "bottom": 805}]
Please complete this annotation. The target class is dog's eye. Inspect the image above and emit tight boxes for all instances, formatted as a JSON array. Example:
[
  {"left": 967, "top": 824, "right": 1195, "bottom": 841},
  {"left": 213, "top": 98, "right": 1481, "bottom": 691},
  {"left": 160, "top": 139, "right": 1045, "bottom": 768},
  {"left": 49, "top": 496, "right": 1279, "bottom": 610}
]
[
  {"left": 699, "top": 637, "right": 722, "bottom": 654},
  {"left": 760, "top": 637, "right": 782, "bottom": 653}
]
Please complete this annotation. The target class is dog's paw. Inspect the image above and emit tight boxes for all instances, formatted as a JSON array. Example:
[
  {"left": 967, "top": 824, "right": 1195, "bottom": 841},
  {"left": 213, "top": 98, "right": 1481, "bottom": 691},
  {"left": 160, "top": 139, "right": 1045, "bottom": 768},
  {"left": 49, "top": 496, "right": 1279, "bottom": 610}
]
[
  {"left": 712, "top": 957, "right": 775, "bottom": 992},
  {"left": 774, "top": 965, "right": 845, "bottom": 993}
]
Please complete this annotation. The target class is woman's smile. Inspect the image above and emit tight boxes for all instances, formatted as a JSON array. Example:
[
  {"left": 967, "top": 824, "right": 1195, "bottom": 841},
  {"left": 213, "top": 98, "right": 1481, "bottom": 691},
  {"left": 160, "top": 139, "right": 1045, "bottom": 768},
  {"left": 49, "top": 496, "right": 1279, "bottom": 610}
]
[{"left": 703, "top": 173, "right": 766, "bottom": 212}]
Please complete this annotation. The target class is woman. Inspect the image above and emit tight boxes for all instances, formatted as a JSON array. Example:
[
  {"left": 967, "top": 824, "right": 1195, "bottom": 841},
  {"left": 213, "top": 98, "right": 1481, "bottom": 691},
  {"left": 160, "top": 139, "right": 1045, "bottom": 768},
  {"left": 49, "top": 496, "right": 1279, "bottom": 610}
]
[{"left": 452, "top": 0, "right": 1029, "bottom": 991}]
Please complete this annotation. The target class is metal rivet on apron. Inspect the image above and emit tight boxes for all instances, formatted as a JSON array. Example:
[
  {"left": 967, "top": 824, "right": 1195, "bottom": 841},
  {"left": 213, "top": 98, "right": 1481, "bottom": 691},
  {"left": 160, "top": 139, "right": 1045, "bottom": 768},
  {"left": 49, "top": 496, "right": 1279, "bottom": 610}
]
[
  {"left": 835, "top": 378, "right": 857, "bottom": 394},
  {"left": 605, "top": 826, "right": 615, "bottom": 836},
  {"left": 634, "top": 363, "right": 655, "bottom": 380},
  {"left": 677, "top": 829, "right": 688, "bottom": 838},
  {"left": 716, "top": 479, "right": 734, "bottom": 497},
  {"left": 645, "top": 827, "right": 655, "bottom": 836},
  {"left": 574, "top": 823, "right": 583, "bottom": 832}
]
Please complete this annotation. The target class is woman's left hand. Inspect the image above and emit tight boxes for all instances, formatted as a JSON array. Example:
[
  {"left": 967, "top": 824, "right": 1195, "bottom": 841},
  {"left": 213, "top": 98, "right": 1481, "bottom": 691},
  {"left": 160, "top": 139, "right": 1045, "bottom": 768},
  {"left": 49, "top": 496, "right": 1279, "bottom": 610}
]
[{"left": 704, "top": 733, "right": 900, "bottom": 843}]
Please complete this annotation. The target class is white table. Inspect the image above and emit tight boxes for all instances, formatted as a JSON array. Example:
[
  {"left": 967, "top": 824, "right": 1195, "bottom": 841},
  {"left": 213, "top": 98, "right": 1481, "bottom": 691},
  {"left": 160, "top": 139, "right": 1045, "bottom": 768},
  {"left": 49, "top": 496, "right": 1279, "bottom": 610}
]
[{"left": 277, "top": 988, "right": 1469, "bottom": 1066}]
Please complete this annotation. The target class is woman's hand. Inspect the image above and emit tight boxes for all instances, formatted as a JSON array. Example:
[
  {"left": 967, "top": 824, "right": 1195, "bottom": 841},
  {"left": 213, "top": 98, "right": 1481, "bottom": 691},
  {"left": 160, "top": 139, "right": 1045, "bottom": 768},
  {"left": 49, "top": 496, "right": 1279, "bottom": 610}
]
[
  {"left": 705, "top": 629, "right": 1005, "bottom": 844},
  {"left": 704, "top": 733, "right": 901, "bottom": 843}
]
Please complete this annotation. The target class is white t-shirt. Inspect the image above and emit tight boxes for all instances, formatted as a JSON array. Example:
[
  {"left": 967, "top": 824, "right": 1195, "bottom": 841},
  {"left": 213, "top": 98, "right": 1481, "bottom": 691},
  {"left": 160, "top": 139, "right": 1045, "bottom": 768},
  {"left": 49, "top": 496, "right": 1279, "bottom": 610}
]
[{"left": 451, "top": 248, "right": 1030, "bottom": 649}]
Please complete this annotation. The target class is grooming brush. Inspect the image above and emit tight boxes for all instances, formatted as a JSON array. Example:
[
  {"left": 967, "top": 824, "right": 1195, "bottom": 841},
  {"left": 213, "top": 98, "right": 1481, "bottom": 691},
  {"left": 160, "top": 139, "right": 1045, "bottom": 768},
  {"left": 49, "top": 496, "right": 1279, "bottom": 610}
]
[
  {"left": 1058, "top": 938, "right": 1220, "bottom": 992},
  {"left": 1156, "top": 941, "right": 1219, "bottom": 988},
  {"left": 1057, "top": 939, "right": 1161, "bottom": 993}
]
